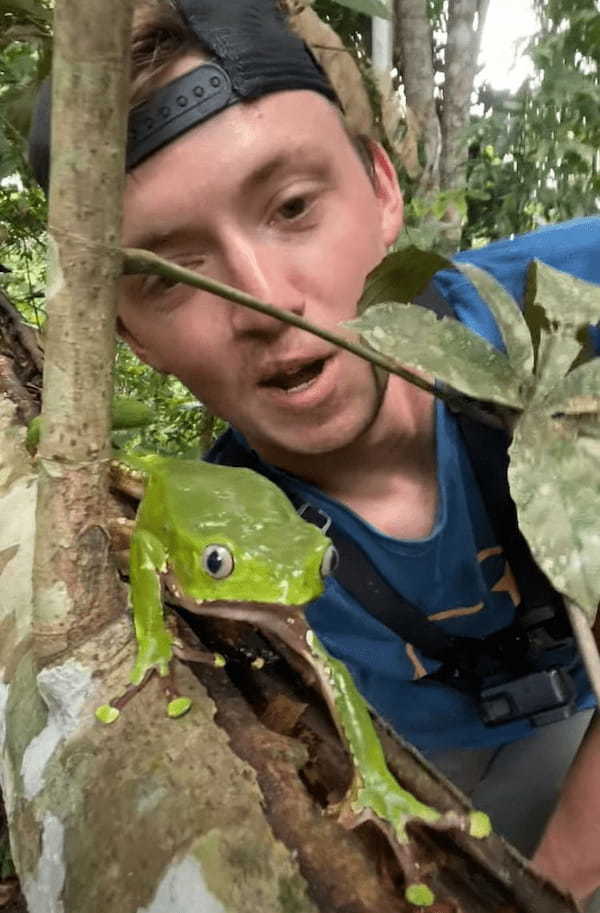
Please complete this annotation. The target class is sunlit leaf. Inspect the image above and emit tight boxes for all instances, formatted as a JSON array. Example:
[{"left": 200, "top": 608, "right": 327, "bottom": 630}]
[
  {"left": 509, "top": 409, "right": 600, "bottom": 620},
  {"left": 331, "top": 0, "right": 391, "bottom": 18},
  {"left": 455, "top": 262, "right": 534, "bottom": 377},
  {"left": 358, "top": 246, "right": 452, "bottom": 314},
  {"left": 347, "top": 302, "right": 524, "bottom": 409}
]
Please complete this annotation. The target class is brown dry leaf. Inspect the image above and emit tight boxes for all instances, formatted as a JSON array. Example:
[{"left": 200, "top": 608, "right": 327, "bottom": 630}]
[
  {"left": 395, "top": 105, "right": 423, "bottom": 179},
  {"left": 285, "top": 3, "right": 375, "bottom": 136}
]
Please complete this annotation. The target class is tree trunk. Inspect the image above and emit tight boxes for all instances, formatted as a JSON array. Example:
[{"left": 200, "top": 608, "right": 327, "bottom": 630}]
[
  {"left": 393, "top": 0, "right": 490, "bottom": 251},
  {"left": 31, "top": 0, "right": 132, "bottom": 664},
  {"left": 395, "top": 0, "right": 441, "bottom": 195},
  {"left": 440, "top": 0, "right": 490, "bottom": 246}
]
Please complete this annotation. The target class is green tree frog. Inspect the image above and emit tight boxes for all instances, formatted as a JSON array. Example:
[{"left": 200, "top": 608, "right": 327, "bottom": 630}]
[{"left": 99, "top": 453, "right": 490, "bottom": 907}]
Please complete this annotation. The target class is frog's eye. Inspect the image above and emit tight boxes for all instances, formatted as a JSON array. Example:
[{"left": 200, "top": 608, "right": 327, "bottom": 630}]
[
  {"left": 202, "top": 545, "right": 234, "bottom": 579},
  {"left": 320, "top": 544, "right": 339, "bottom": 578}
]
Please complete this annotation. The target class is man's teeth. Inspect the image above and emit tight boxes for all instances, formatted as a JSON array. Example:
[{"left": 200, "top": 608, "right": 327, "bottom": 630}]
[{"left": 267, "top": 359, "right": 325, "bottom": 391}]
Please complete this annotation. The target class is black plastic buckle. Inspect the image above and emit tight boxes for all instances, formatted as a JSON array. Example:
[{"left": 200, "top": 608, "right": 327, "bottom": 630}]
[
  {"left": 479, "top": 667, "right": 577, "bottom": 727},
  {"left": 297, "top": 503, "right": 333, "bottom": 535}
]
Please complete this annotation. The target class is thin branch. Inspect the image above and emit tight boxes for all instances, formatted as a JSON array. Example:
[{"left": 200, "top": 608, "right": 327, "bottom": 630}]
[{"left": 123, "top": 247, "right": 509, "bottom": 431}]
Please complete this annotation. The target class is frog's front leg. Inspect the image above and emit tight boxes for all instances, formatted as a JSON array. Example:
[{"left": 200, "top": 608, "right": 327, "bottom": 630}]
[
  {"left": 96, "top": 528, "right": 191, "bottom": 723},
  {"left": 128, "top": 527, "right": 173, "bottom": 685}
]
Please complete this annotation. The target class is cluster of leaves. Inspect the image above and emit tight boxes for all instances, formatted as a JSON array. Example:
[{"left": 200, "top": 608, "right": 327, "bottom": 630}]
[
  {"left": 352, "top": 246, "right": 600, "bottom": 620},
  {"left": 0, "top": 1, "right": 51, "bottom": 317}
]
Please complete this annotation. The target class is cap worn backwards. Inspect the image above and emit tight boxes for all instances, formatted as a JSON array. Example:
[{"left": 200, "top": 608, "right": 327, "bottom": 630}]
[{"left": 28, "top": 0, "right": 340, "bottom": 192}]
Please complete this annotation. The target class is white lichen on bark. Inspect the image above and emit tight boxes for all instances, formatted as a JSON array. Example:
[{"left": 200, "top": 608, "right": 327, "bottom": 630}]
[{"left": 21, "top": 661, "right": 92, "bottom": 800}]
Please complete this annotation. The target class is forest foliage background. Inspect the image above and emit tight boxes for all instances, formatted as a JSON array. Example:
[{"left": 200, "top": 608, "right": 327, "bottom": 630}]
[{"left": 1, "top": 0, "right": 600, "bottom": 454}]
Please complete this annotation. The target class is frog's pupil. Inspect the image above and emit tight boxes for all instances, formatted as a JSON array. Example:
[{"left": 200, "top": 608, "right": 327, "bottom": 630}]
[{"left": 207, "top": 549, "right": 223, "bottom": 574}]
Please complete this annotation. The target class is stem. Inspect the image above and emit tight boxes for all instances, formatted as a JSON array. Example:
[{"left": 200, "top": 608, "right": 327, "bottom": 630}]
[
  {"left": 122, "top": 247, "right": 508, "bottom": 430},
  {"left": 565, "top": 600, "right": 600, "bottom": 708}
]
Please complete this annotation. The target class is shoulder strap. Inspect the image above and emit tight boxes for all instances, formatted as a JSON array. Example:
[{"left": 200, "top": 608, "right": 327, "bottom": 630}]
[
  {"left": 205, "top": 429, "right": 457, "bottom": 659},
  {"left": 415, "top": 282, "right": 564, "bottom": 613}
]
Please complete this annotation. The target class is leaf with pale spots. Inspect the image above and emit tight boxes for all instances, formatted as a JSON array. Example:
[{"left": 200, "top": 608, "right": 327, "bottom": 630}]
[
  {"left": 454, "top": 262, "right": 534, "bottom": 376},
  {"left": 528, "top": 260, "right": 600, "bottom": 328},
  {"left": 509, "top": 409, "right": 600, "bottom": 620},
  {"left": 540, "top": 355, "right": 600, "bottom": 416},
  {"left": 530, "top": 327, "right": 583, "bottom": 401},
  {"left": 347, "top": 302, "right": 524, "bottom": 409}
]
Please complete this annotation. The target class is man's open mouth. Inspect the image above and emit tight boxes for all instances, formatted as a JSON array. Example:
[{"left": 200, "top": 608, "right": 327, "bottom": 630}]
[{"left": 260, "top": 358, "right": 327, "bottom": 393}]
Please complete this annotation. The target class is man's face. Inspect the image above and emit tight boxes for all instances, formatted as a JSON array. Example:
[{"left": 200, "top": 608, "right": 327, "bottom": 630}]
[{"left": 120, "top": 69, "right": 403, "bottom": 465}]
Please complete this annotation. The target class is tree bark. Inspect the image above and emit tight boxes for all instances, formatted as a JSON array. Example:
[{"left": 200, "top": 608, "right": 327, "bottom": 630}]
[
  {"left": 30, "top": 0, "right": 132, "bottom": 663},
  {"left": 395, "top": 0, "right": 441, "bottom": 195},
  {"left": 440, "top": 0, "right": 490, "bottom": 245}
]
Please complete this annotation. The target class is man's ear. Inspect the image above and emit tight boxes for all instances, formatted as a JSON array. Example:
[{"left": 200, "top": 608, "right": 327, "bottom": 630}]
[
  {"left": 116, "top": 316, "right": 167, "bottom": 373},
  {"left": 370, "top": 141, "right": 404, "bottom": 247}
]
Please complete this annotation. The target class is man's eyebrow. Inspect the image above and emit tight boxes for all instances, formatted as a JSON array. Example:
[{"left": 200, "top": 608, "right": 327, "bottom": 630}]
[
  {"left": 240, "top": 148, "right": 329, "bottom": 193},
  {"left": 129, "top": 148, "right": 328, "bottom": 251}
]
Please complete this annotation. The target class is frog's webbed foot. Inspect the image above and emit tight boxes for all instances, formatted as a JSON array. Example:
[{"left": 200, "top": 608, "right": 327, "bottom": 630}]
[
  {"left": 96, "top": 670, "right": 155, "bottom": 724},
  {"left": 95, "top": 635, "right": 226, "bottom": 724},
  {"left": 96, "top": 662, "right": 195, "bottom": 723},
  {"left": 335, "top": 776, "right": 491, "bottom": 907}
]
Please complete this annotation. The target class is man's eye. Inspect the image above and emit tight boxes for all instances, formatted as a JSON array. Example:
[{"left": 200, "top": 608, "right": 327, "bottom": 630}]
[
  {"left": 279, "top": 196, "right": 309, "bottom": 220},
  {"left": 141, "top": 275, "right": 178, "bottom": 295}
]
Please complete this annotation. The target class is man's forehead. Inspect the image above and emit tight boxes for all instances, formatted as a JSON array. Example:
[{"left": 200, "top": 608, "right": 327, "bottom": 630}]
[{"left": 123, "top": 102, "right": 337, "bottom": 248}]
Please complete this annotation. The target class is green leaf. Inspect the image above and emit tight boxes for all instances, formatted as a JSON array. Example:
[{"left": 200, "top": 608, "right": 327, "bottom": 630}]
[
  {"left": 531, "top": 329, "right": 583, "bottom": 400},
  {"left": 530, "top": 260, "right": 600, "bottom": 328},
  {"left": 509, "top": 410, "right": 600, "bottom": 620},
  {"left": 330, "top": 0, "right": 392, "bottom": 18},
  {"left": 455, "top": 262, "right": 534, "bottom": 377},
  {"left": 347, "top": 303, "right": 524, "bottom": 409},
  {"left": 541, "top": 356, "right": 600, "bottom": 416},
  {"left": 358, "top": 246, "right": 453, "bottom": 314}
]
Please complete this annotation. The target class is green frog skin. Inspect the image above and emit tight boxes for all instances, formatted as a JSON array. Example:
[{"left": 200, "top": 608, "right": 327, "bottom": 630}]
[{"left": 100, "top": 453, "right": 491, "bottom": 906}]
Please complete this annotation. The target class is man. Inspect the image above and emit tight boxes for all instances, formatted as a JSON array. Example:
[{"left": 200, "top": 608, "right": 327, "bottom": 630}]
[{"left": 29, "top": 0, "right": 600, "bottom": 904}]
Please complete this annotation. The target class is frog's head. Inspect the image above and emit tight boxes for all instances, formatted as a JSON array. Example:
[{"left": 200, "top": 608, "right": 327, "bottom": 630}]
[{"left": 162, "top": 462, "right": 337, "bottom": 607}]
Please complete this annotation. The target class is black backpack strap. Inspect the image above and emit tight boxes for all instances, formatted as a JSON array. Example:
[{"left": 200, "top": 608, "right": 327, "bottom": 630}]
[
  {"left": 455, "top": 412, "right": 565, "bottom": 614},
  {"left": 205, "top": 430, "right": 457, "bottom": 660},
  {"left": 413, "top": 283, "right": 565, "bottom": 615}
]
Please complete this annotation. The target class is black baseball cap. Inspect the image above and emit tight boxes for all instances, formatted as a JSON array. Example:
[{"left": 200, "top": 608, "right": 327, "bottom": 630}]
[{"left": 28, "top": 0, "right": 340, "bottom": 192}]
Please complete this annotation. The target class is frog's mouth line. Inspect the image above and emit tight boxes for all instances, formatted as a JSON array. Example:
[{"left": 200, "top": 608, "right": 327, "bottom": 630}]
[
  {"left": 260, "top": 358, "right": 327, "bottom": 392},
  {"left": 164, "top": 571, "right": 312, "bottom": 650}
]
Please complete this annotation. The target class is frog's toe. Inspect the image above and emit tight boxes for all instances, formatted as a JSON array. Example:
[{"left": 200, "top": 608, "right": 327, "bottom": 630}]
[
  {"left": 95, "top": 704, "right": 121, "bottom": 725},
  {"left": 469, "top": 810, "right": 492, "bottom": 839},
  {"left": 405, "top": 883, "right": 435, "bottom": 907},
  {"left": 167, "top": 696, "right": 192, "bottom": 718}
]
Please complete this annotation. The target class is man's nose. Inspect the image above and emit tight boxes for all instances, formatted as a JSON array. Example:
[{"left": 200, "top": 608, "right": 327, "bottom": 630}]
[{"left": 224, "top": 240, "right": 305, "bottom": 335}]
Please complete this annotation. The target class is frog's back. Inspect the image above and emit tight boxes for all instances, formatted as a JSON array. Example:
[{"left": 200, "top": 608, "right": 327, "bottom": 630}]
[{"left": 148, "top": 458, "right": 300, "bottom": 540}]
